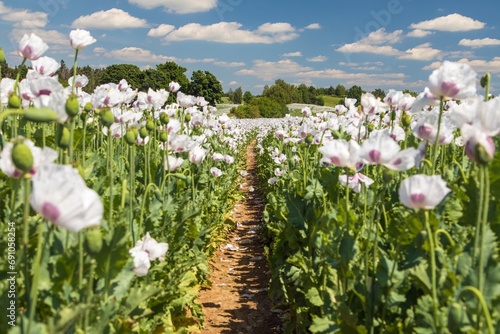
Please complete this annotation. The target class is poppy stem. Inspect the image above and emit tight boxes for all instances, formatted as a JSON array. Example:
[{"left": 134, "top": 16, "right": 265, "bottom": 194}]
[{"left": 424, "top": 210, "right": 441, "bottom": 333}]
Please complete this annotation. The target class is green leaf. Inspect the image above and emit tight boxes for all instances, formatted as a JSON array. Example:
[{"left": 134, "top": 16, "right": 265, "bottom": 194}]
[{"left": 306, "top": 287, "right": 324, "bottom": 307}]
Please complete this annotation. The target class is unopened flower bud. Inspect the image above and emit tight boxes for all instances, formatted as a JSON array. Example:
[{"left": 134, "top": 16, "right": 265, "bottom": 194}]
[
  {"left": 8, "top": 93, "right": 21, "bottom": 109},
  {"left": 65, "top": 94, "right": 80, "bottom": 118},
  {"left": 390, "top": 110, "right": 396, "bottom": 121},
  {"left": 100, "top": 108, "right": 114, "bottom": 127},
  {"left": 185, "top": 113, "right": 191, "bottom": 122},
  {"left": 480, "top": 73, "right": 490, "bottom": 89},
  {"left": 124, "top": 129, "right": 136, "bottom": 146},
  {"left": 139, "top": 126, "right": 148, "bottom": 139},
  {"left": 131, "top": 127, "right": 139, "bottom": 138},
  {"left": 146, "top": 119, "right": 155, "bottom": 131},
  {"left": 24, "top": 108, "right": 60, "bottom": 123},
  {"left": 159, "top": 112, "right": 169, "bottom": 125},
  {"left": 402, "top": 114, "right": 412, "bottom": 128},
  {"left": 56, "top": 125, "right": 70, "bottom": 149},
  {"left": 367, "top": 122, "right": 375, "bottom": 132},
  {"left": 305, "top": 133, "right": 313, "bottom": 144},
  {"left": 84, "top": 228, "right": 103, "bottom": 255},
  {"left": 382, "top": 169, "right": 396, "bottom": 183},
  {"left": 12, "top": 141, "right": 34, "bottom": 173},
  {"left": 84, "top": 102, "right": 93, "bottom": 113},
  {"left": 159, "top": 131, "right": 168, "bottom": 142}
]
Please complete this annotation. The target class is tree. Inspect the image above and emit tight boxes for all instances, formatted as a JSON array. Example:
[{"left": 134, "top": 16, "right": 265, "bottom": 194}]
[
  {"left": 263, "top": 79, "right": 299, "bottom": 105},
  {"left": 403, "top": 89, "right": 418, "bottom": 97},
  {"left": 155, "top": 61, "right": 190, "bottom": 92},
  {"left": 326, "top": 85, "right": 335, "bottom": 96},
  {"left": 335, "top": 84, "right": 346, "bottom": 97},
  {"left": 371, "top": 88, "right": 385, "bottom": 100},
  {"left": 243, "top": 91, "right": 253, "bottom": 104},
  {"left": 188, "top": 70, "right": 223, "bottom": 105},
  {"left": 97, "top": 64, "right": 143, "bottom": 88},
  {"left": 233, "top": 87, "right": 243, "bottom": 104},
  {"left": 347, "top": 85, "right": 363, "bottom": 104}
]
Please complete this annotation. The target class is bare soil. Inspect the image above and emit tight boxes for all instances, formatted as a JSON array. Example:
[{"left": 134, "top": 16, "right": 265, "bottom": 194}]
[{"left": 197, "top": 143, "right": 282, "bottom": 334}]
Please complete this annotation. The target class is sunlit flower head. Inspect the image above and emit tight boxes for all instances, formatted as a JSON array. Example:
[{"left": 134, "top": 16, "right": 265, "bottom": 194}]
[
  {"left": 428, "top": 61, "right": 477, "bottom": 100},
  {"left": 399, "top": 174, "right": 450, "bottom": 210},
  {"left": 18, "top": 33, "right": 48, "bottom": 60},
  {"left": 70, "top": 29, "right": 96, "bottom": 50},
  {"left": 31, "top": 56, "right": 59, "bottom": 76}
]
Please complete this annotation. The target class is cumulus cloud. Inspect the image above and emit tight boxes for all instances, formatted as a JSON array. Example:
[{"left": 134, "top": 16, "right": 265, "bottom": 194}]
[
  {"left": 407, "top": 29, "right": 434, "bottom": 38},
  {"left": 164, "top": 22, "right": 299, "bottom": 44},
  {"left": 283, "top": 51, "right": 302, "bottom": 57},
  {"left": 128, "top": 0, "right": 217, "bottom": 14},
  {"left": 410, "top": 13, "right": 485, "bottom": 32},
  {"left": 236, "top": 59, "right": 312, "bottom": 81},
  {"left": 424, "top": 58, "right": 500, "bottom": 73},
  {"left": 336, "top": 28, "right": 403, "bottom": 56},
  {"left": 148, "top": 24, "right": 175, "bottom": 37},
  {"left": 399, "top": 43, "right": 442, "bottom": 61},
  {"left": 0, "top": 2, "right": 48, "bottom": 29},
  {"left": 72, "top": 8, "right": 148, "bottom": 29},
  {"left": 96, "top": 46, "right": 218, "bottom": 64},
  {"left": 459, "top": 38, "right": 500, "bottom": 48},
  {"left": 214, "top": 61, "right": 246, "bottom": 67},
  {"left": 306, "top": 55, "right": 328, "bottom": 62},
  {"left": 304, "top": 23, "right": 321, "bottom": 30}
]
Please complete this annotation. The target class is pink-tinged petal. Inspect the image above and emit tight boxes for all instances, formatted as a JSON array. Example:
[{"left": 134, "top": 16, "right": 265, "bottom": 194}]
[{"left": 41, "top": 202, "right": 60, "bottom": 221}]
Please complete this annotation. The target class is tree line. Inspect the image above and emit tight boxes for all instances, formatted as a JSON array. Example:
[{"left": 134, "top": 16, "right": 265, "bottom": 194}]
[{"left": 0, "top": 60, "right": 224, "bottom": 105}]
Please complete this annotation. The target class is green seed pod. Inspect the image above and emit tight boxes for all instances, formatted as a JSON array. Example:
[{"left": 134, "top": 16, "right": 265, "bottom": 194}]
[
  {"left": 12, "top": 141, "right": 34, "bottom": 174},
  {"left": 139, "top": 126, "right": 148, "bottom": 139},
  {"left": 131, "top": 127, "right": 139, "bottom": 138},
  {"left": 382, "top": 169, "right": 396, "bottom": 183},
  {"left": 124, "top": 130, "right": 136, "bottom": 146},
  {"left": 84, "top": 228, "right": 103, "bottom": 255},
  {"left": 56, "top": 125, "right": 70, "bottom": 149},
  {"left": 185, "top": 113, "right": 191, "bottom": 122},
  {"left": 65, "top": 94, "right": 80, "bottom": 118},
  {"left": 146, "top": 119, "right": 155, "bottom": 131},
  {"left": 304, "top": 133, "right": 313, "bottom": 144},
  {"left": 390, "top": 110, "right": 396, "bottom": 121},
  {"left": 402, "top": 113, "right": 412, "bottom": 128},
  {"left": 154, "top": 189, "right": 163, "bottom": 201},
  {"left": 23, "top": 108, "right": 60, "bottom": 123},
  {"left": 367, "top": 122, "right": 375, "bottom": 132},
  {"left": 84, "top": 102, "right": 93, "bottom": 113},
  {"left": 100, "top": 108, "right": 114, "bottom": 127},
  {"left": 8, "top": 93, "right": 21, "bottom": 109},
  {"left": 159, "top": 112, "right": 169, "bottom": 125},
  {"left": 159, "top": 131, "right": 168, "bottom": 142}
]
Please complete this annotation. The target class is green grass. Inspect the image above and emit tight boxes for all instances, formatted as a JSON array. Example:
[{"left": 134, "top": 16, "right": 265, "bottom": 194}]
[{"left": 321, "top": 95, "right": 343, "bottom": 107}]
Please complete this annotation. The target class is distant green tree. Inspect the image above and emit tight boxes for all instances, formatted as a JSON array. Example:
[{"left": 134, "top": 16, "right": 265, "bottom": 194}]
[
  {"left": 263, "top": 79, "right": 299, "bottom": 104},
  {"left": 347, "top": 85, "right": 363, "bottom": 105},
  {"left": 371, "top": 88, "right": 386, "bottom": 100},
  {"left": 97, "top": 64, "right": 143, "bottom": 88},
  {"left": 231, "top": 96, "right": 287, "bottom": 118},
  {"left": 155, "top": 61, "right": 190, "bottom": 92},
  {"left": 233, "top": 87, "right": 243, "bottom": 104},
  {"left": 326, "top": 85, "right": 335, "bottom": 95},
  {"left": 403, "top": 89, "right": 418, "bottom": 97},
  {"left": 335, "top": 84, "right": 346, "bottom": 97},
  {"left": 243, "top": 91, "right": 253, "bottom": 104},
  {"left": 188, "top": 70, "right": 223, "bottom": 105},
  {"left": 141, "top": 68, "right": 168, "bottom": 91},
  {"left": 227, "top": 88, "right": 235, "bottom": 103}
]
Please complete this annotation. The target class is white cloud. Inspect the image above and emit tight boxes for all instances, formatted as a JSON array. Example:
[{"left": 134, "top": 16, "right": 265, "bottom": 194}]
[
  {"left": 236, "top": 59, "right": 312, "bottom": 81},
  {"left": 97, "top": 46, "right": 215, "bottom": 64},
  {"left": 11, "top": 28, "right": 68, "bottom": 51},
  {"left": 148, "top": 24, "right": 175, "bottom": 37},
  {"left": 228, "top": 81, "right": 238, "bottom": 85},
  {"left": 296, "top": 69, "right": 405, "bottom": 80},
  {"left": 214, "top": 61, "right": 246, "bottom": 67},
  {"left": 164, "top": 22, "right": 299, "bottom": 44},
  {"left": 459, "top": 38, "right": 500, "bottom": 48},
  {"left": 399, "top": 43, "right": 442, "bottom": 60},
  {"left": 336, "top": 29, "right": 403, "bottom": 56},
  {"left": 283, "top": 51, "right": 302, "bottom": 57},
  {"left": 0, "top": 2, "right": 48, "bottom": 29},
  {"left": 304, "top": 23, "right": 321, "bottom": 30},
  {"left": 407, "top": 29, "right": 434, "bottom": 38},
  {"left": 337, "top": 43, "right": 402, "bottom": 56},
  {"left": 72, "top": 8, "right": 148, "bottom": 29},
  {"left": 306, "top": 55, "right": 328, "bottom": 62},
  {"left": 424, "top": 58, "right": 500, "bottom": 73},
  {"left": 128, "top": 0, "right": 217, "bottom": 14},
  {"left": 339, "top": 61, "right": 384, "bottom": 67},
  {"left": 410, "top": 13, "right": 485, "bottom": 32}
]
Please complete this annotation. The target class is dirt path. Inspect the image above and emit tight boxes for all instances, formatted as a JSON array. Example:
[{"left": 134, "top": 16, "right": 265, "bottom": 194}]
[{"left": 197, "top": 143, "right": 282, "bottom": 334}]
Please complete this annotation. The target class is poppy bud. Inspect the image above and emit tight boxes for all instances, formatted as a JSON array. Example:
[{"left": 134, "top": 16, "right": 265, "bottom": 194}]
[
  {"left": 24, "top": 108, "right": 59, "bottom": 123},
  {"left": 145, "top": 120, "right": 155, "bottom": 131},
  {"left": 139, "top": 126, "right": 148, "bottom": 139},
  {"left": 65, "top": 94, "right": 80, "bottom": 118},
  {"left": 185, "top": 113, "right": 191, "bottom": 122},
  {"left": 402, "top": 114, "right": 412, "bottom": 128},
  {"left": 124, "top": 130, "right": 136, "bottom": 146},
  {"left": 367, "top": 122, "right": 375, "bottom": 132},
  {"left": 56, "top": 125, "right": 70, "bottom": 149},
  {"left": 8, "top": 93, "right": 21, "bottom": 109},
  {"left": 12, "top": 141, "right": 34, "bottom": 173},
  {"left": 159, "top": 112, "right": 169, "bottom": 125},
  {"left": 304, "top": 133, "right": 313, "bottom": 144},
  {"left": 84, "top": 228, "right": 103, "bottom": 255},
  {"left": 159, "top": 131, "right": 168, "bottom": 142},
  {"left": 84, "top": 102, "right": 93, "bottom": 113},
  {"left": 100, "top": 108, "right": 114, "bottom": 127},
  {"left": 480, "top": 73, "right": 490, "bottom": 89}
]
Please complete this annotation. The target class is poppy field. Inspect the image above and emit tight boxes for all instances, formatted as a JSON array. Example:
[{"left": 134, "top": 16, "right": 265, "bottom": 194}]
[{"left": 1, "top": 30, "right": 500, "bottom": 334}]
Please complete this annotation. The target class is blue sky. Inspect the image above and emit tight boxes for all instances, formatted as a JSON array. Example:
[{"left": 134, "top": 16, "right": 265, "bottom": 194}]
[{"left": 1, "top": 0, "right": 499, "bottom": 95}]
